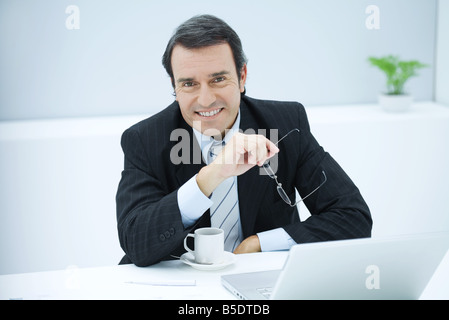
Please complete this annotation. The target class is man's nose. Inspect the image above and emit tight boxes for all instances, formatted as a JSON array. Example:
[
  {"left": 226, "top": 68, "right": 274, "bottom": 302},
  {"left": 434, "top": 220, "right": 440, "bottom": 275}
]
[{"left": 197, "top": 86, "right": 216, "bottom": 107}]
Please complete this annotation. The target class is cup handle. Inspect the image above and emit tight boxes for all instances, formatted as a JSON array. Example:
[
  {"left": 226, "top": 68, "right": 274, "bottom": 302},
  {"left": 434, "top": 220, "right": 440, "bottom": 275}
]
[{"left": 184, "top": 233, "right": 195, "bottom": 253}]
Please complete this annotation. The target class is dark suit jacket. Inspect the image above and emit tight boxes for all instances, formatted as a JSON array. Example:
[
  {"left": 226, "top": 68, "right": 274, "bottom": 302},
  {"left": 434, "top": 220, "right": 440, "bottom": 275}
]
[{"left": 116, "top": 95, "right": 372, "bottom": 266}]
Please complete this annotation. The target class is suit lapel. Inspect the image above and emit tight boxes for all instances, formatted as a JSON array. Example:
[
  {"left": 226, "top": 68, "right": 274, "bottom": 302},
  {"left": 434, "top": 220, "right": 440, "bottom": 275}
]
[{"left": 174, "top": 113, "right": 207, "bottom": 186}]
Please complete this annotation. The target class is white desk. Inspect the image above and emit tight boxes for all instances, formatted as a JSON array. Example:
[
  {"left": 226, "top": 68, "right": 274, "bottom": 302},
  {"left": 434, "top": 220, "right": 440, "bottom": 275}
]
[{"left": 1, "top": 250, "right": 448, "bottom": 300}]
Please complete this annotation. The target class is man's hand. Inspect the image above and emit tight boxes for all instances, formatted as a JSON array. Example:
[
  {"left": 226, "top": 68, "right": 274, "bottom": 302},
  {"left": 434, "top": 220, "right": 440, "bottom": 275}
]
[
  {"left": 196, "top": 133, "right": 279, "bottom": 197},
  {"left": 215, "top": 132, "right": 279, "bottom": 177},
  {"left": 233, "top": 235, "right": 261, "bottom": 254}
]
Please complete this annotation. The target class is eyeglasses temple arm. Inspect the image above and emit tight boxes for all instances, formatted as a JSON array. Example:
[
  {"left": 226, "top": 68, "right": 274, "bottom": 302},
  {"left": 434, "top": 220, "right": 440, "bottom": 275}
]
[
  {"left": 292, "top": 170, "right": 327, "bottom": 206},
  {"left": 275, "top": 128, "right": 300, "bottom": 147}
]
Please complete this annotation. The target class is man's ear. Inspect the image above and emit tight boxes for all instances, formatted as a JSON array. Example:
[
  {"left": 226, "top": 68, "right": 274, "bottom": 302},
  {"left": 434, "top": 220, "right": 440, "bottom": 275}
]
[
  {"left": 171, "top": 77, "right": 178, "bottom": 100},
  {"left": 239, "top": 64, "right": 247, "bottom": 93}
]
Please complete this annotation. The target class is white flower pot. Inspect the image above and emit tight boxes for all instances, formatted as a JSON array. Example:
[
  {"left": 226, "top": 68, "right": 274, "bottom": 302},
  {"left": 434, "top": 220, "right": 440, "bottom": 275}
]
[{"left": 378, "top": 94, "right": 413, "bottom": 112}]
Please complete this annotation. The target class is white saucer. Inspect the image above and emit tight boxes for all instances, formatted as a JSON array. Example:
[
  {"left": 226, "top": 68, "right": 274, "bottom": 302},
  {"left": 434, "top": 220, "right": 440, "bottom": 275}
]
[{"left": 180, "top": 252, "right": 236, "bottom": 271}]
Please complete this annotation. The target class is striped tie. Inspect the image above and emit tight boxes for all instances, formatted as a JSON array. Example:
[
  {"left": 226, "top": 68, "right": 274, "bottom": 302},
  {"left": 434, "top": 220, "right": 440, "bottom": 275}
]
[{"left": 208, "top": 140, "right": 240, "bottom": 252}]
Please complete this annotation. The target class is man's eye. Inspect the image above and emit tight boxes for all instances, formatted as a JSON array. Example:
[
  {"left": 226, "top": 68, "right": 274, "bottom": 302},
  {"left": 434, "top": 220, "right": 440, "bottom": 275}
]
[
  {"left": 183, "top": 82, "right": 195, "bottom": 87},
  {"left": 213, "top": 77, "right": 225, "bottom": 83}
]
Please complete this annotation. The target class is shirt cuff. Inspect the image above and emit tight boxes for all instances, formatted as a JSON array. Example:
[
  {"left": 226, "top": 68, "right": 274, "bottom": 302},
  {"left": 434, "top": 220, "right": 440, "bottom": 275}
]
[
  {"left": 257, "top": 228, "right": 297, "bottom": 252},
  {"left": 178, "top": 174, "right": 213, "bottom": 228}
]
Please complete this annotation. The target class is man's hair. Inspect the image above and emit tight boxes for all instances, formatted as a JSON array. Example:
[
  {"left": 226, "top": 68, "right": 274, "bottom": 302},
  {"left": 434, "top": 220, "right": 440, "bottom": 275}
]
[{"left": 162, "top": 14, "right": 248, "bottom": 90}]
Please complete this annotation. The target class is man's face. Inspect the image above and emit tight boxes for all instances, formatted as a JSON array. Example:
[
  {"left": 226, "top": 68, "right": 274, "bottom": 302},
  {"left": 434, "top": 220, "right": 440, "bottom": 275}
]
[{"left": 171, "top": 43, "right": 247, "bottom": 138}]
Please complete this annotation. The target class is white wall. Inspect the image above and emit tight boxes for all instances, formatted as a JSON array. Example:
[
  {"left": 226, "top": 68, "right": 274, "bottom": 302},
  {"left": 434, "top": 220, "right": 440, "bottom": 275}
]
[
  {"left": 0, "top": 117, "right": 138, "bottom": 275},
  {"left": 0, "top": 0, "right": 437, "bottom": 120},
  {"left": 436, "top": 0, "right": 449, "bottom": 105}
]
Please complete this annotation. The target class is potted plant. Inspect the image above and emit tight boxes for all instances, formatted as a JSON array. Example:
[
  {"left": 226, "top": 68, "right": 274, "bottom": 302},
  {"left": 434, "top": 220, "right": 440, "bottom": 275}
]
[{"left": 368, "top": 55, "right": 428, "bottom": 112}]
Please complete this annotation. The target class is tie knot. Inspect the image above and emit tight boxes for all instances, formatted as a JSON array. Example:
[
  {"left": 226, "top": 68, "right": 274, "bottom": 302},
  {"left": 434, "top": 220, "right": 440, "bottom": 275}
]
[
  {"left": 212, "top": 139, "right": 224, "bottom": 148},
  {"left": 208, "top": 140, "right": 225, "bottom": 163}
]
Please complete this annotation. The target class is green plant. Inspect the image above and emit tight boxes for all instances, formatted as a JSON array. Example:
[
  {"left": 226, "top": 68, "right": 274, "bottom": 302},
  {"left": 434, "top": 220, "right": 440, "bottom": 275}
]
[{"left": 368, "top": 55, "right": 429, "bottom": 95}]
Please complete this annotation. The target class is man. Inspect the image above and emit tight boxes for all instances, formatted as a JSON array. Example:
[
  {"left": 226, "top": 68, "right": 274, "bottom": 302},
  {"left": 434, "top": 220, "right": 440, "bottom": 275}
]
[{"left": 116, "top": 14, "right": 372, "bottom": 267}]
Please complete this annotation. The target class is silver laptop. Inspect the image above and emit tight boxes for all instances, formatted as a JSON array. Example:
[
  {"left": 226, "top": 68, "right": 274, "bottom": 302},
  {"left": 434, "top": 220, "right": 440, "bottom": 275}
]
[{"left": 221, "top": 232, "right": 449, "bottom": 300}]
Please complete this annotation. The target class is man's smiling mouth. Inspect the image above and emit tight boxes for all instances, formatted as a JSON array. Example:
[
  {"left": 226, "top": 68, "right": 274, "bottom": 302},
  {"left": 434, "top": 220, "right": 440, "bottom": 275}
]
[{"left": 196, "top": 108, "right": 223, "bottom": 117}]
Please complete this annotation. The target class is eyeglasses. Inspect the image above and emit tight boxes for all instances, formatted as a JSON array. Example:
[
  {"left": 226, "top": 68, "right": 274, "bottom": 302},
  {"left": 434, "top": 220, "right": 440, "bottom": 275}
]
[{"left": 262, "top": 128, "right": 327, "bottom": 207}]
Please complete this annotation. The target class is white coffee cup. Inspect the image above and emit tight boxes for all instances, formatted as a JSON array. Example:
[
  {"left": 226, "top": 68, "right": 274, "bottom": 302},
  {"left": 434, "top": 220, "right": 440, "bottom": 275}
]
[{"left": 184, "top": 227, "right": 224, "bottom": 264}]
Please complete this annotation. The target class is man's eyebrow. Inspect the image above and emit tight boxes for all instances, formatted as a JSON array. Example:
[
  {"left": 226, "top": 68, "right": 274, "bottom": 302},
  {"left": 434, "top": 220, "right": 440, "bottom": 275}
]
[
  {"left": 209, "top": 70, "right": 230, "bottom": 78},
  {"left": 176, "top": 77, "right": 194, "bottom": 83}
]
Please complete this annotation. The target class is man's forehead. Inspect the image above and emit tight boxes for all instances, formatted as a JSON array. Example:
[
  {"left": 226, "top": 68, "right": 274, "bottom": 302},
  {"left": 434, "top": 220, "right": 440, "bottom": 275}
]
[{"left": 171, "top": 44, "right": 236, "bottom": 78}]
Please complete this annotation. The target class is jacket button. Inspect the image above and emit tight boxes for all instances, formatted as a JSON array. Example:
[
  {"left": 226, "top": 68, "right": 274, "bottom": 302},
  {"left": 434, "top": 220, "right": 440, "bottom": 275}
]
[
  {"left": 164, "top": 231, "right": 171, "bottom": 238},
  {"left": 169, "top": 227, "right": 175, "bottom": 235},
  {"left": 159, "top": 234, "right": 166, "bottom": 241}
]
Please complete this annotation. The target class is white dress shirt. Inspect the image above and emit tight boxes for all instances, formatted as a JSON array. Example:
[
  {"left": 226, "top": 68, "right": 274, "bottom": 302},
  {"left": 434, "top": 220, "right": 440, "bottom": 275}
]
[{"left": 177, "top": 112, "right": 296, "bottom": 251}]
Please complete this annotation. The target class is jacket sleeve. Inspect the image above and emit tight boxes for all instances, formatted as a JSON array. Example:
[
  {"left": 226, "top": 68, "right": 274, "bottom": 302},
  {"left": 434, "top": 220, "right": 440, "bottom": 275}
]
[
  {"left": 283, "top": 104, "right": 373, "bottom": 243},
  {"left": 115, "top": 128, "right": 208, "bottom": 267}
]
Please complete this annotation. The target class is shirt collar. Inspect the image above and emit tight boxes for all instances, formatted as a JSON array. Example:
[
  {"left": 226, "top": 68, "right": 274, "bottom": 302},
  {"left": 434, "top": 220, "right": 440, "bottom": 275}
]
[{"left": 192, "top": 112, "right": 241, "bottom": 164}]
